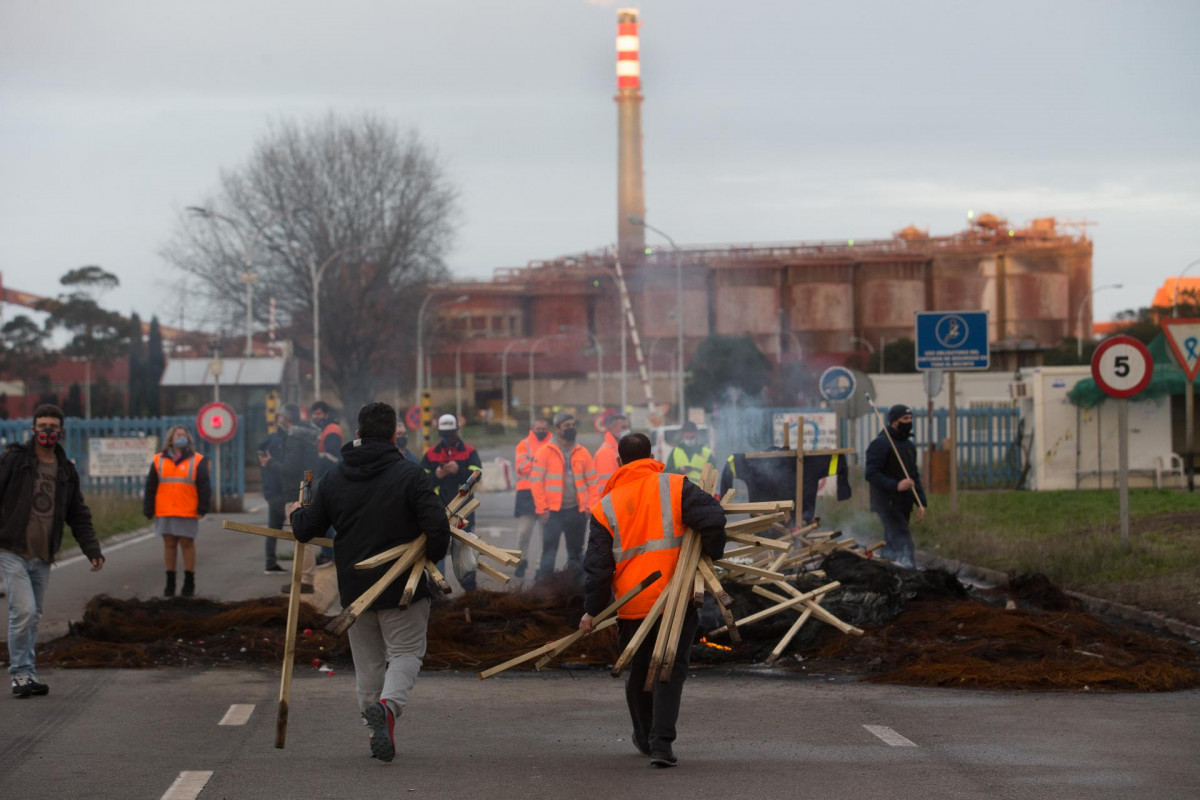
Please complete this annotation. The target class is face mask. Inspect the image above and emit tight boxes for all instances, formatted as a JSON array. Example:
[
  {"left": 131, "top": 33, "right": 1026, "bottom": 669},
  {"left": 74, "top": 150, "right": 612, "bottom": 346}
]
[
  {"left": 560, "top": 428, "right": 577, "bottom": 443},
  {"left": 34, "top": 428, "right": 61, "bottom": 448},
  {"left": 172, "top": 435, "right": 189, "bottom": 449},
  {"left": 396, "top": 435, "right": 408, "bottom": 450},
  {"left": 895, "top": 422, "right": 913, "bottom": 440},
  {"left": 534, "top": 430, "right": 549, "bottom": 441},
  {"left": 440, "top": 433, "right": 458, "bottom": 446},
  {"left": 682, "top": 436, "right": 696, "bottom": 446}
]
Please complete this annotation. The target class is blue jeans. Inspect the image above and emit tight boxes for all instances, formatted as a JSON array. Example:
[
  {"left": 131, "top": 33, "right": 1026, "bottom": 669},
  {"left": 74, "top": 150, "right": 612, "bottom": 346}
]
[
  {"left": 876, "top": 507, "right": 916, "bottom": 569},
  {"left": 0, "top": 551, "right": 52, "bottom": 677}
]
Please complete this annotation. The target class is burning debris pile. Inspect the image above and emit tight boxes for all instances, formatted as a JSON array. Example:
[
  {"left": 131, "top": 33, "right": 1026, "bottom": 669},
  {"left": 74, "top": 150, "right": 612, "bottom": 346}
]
[{"left": 11, "top": 560, "right": 1196, "bottom": 692}]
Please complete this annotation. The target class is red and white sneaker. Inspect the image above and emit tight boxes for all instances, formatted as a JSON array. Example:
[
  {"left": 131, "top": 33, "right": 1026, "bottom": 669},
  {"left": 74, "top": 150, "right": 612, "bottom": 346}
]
[{"left": 363, "top": 701, "right": 396, "bottom": 763}]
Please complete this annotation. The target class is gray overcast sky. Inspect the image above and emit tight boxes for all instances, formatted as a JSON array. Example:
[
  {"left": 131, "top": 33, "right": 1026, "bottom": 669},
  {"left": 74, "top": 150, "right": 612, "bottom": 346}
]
[{"left": 2, "top": 0, "right": 1197, "bottom": 326}]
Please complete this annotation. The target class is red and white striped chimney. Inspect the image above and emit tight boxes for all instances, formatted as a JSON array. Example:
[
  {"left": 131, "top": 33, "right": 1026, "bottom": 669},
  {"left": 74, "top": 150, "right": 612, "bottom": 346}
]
[{"left": 615, "top": 8, "right": 645, "bottom": 258}]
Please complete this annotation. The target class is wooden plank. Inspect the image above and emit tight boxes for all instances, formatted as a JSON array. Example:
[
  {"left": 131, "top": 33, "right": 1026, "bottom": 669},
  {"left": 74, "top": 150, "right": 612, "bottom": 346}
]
[
  {"left": 610, "top": 589, "right": 670, "bottom": 678},
  {"left": 354, "top": 541, "right": 417, "bottom": 570},
  {"left": 725, "top": 529, "right": 791, "bottom": 552},
  {"left": 398, "top": 545, "right": 428, "bottom": 608},
  {"left": 481, "top": 569, "right": 663, "bottom": 678},
  {"left": 275, "top": 539, "right": 305, "bottom": 748},
  {"left": 222, "top": 521, "right": 333, "bottom": 550},
  {"left": 708, "top": 582, "right": 840, "bottom": 636},
  {"left": 644, "top": 535, "right": 694, "bottom": 690},
  {"left": 425, "top": 559, "right": 452, "bottom": 595},
  {"left": 477, "top": 560, "right": 511, "bottom": 585},
  {"left": 325, "top": 535, "right": 427, "bottom": 636},
  {"left": 693, "top": 571, "right": 705, "bottom": 607},
  {"left": 722, "top": 501, "right": 795, "bottom": 514},
  {"left": 713, "top": 560, "right": 788, "bottom": 581},
  {"left": 450, "top": 528, "right": 521, "bottom": 567},
  {"left": 756, "top": 583, "right": 864, "bottom": 636},
  {"left": 698, "top": 557, "right": 740, "bottom": 643},
  {"left": 656, "top": 535, "right": 702, "bottom": 686},
  {"left": 764, "top": 607, "right": 813, "bottom": 666}
]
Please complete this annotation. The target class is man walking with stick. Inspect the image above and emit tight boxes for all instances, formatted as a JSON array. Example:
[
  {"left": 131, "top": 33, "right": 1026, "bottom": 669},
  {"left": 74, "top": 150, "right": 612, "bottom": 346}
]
[
  {"left": 865, "top": 403, "right": 927, "bottom": 569},
  {"left": 289, "top": 402, "right": 450, "bottom": 763},
  {"left": 579, "top": 432, "right": 726, "bottom": 768}
]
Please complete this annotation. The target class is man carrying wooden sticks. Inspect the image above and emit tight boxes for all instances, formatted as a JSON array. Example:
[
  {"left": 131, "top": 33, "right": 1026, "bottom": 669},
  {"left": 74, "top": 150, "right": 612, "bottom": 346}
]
[
  {"left": 289, "top": 401, "right": 451, "bottom": 763},
  {"left": 579, "top": 432, "right": 726, "bottom": 768},
  {"left": 865, "top": 404, "right": 927, "bottom": 569}
]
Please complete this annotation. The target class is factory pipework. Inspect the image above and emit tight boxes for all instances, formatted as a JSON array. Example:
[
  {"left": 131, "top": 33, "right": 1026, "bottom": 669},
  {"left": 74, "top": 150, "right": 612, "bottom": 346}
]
[{"left": 616, "top": 8, "right": 645, "bottom": 260}]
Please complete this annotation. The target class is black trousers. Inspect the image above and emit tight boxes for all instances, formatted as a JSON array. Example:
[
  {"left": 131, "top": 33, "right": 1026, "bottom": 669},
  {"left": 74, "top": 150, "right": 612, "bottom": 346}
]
[
  {"left": 265, "top": 498, "right": 285, "bottom": 568},
  {"left": 536, "top": 509, "right": 587, "bottom": 580},
  {"left": 618, "top": 607, "right": 698, "bottom": 754}
]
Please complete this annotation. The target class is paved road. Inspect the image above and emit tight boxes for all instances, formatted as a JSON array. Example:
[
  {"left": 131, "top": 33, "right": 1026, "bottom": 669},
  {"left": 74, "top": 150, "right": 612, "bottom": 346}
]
[{"left": 2, "top": 668, "right": 1198, "bottom": 800}]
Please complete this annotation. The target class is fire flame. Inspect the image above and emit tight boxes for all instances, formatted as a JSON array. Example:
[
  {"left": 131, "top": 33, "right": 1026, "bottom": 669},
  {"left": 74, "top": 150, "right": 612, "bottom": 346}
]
[{"left": 699, "top": 637, "right": 732, "bottom": 652}]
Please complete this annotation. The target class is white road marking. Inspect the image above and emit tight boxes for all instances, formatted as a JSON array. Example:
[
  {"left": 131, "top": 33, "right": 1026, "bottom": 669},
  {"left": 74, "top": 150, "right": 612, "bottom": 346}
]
[
  {"left": 863, "top": 725, "right": 917, "bottom": 747},
  {"left": 218, "top": 704, "right": 255, "bottom": 726},
  {"left": 159, "top": 771, "right": 213, "bottom": 800},
  {"left": 52, "top": 532, "right": 157, "bottom": 570}
]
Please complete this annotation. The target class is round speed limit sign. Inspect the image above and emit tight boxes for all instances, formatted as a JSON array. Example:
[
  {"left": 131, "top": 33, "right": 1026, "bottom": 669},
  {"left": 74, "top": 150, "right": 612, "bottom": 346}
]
[
  {"left": 196, "top": 401, "right": 238, "bottom": 444},
  {"left": 1091, "top": 335, "right": 1153, "bottom": 399}
]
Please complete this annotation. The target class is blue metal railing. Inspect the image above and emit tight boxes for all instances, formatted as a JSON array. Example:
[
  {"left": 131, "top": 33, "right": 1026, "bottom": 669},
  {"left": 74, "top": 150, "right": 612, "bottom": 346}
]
[
  {"left": 0, "top": 416, "right": 245, "bottom": 498},
  {"left": 710, "top": 404, "right": 1023, "bottom": 490}
]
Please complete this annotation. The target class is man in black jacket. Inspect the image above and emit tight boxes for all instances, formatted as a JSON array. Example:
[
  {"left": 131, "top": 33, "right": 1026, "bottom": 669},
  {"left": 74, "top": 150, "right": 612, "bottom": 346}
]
[
  {"left": 290, "top": 402, "right": 450, "bottom": 764},
  {"left": 0, "top": 404, "right": 105, "bottom": 698},
  {"left": 864, "top": 404, "right": 927, "bottom": 569}
]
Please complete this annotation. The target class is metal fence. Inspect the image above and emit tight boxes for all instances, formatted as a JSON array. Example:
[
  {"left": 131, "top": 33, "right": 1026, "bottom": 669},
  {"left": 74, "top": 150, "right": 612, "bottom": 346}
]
[
  {"left": 711, "top": 404, "right": 1023, "bottom": 490},
  {"left": 0, "top": 416, "right": 245, "bottom": 498}
]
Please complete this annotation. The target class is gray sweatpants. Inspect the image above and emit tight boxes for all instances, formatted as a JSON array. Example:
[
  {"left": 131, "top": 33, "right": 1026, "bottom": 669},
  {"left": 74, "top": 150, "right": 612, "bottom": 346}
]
[{"left": 347, "top": 597, "right": 431, "bottom": 715}]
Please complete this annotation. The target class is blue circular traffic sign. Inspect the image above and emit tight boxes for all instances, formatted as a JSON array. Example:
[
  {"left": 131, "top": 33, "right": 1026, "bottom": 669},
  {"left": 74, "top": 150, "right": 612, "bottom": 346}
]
[{"left": 819, "top": 367, "right": 857, "bottom": 402}]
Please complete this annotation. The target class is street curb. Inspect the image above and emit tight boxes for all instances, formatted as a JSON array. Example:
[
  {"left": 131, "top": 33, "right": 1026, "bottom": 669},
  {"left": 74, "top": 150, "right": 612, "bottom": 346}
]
[{"left": 919, "top": 551, "right": 1200, "bottom": 644}]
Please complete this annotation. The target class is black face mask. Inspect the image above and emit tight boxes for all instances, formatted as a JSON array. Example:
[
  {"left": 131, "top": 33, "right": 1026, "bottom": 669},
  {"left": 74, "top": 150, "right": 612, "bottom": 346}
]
[
  {"left": 534, "top": 431, "right": 549, "bottom": 441},
  {"left": 396, "top": 435, "right": 408, "bottom": 450},
  {"left": 440, "top": 433, "right": 458, "bottom": 447},
  {"left": 895, "top": 422, "right": 913, "bottom": 440},
  {"left": 559, "top": 428, "right": 577, "bottom": 443}
]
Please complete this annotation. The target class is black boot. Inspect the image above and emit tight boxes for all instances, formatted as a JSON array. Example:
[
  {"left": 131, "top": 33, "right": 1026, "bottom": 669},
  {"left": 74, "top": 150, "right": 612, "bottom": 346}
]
[
  {"left": 164, "top": 571, "right": 176, "bottom": 597},
  {"left": 181, "top": 571, "right": 196, "bottom": 597}
]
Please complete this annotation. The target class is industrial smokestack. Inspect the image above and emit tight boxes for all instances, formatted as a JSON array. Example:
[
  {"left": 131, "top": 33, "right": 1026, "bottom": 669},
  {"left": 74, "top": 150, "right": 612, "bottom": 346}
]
[{"left": 615, "top": 8, "right": 645, "bottom": 259}]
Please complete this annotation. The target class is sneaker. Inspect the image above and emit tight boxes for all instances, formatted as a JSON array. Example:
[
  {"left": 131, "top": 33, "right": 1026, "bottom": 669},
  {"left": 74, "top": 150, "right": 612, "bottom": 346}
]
[
  {"left": 11, "top": 675, "right": 47, "bottom": 698},
  {"left": 649, "top": 748, "right": 677, "bottom": 768},
  {"left": 263, "top": 565, "right": 286, "bottom": 575},
  {"left": 363, "top": 701, "right": 396, "bottom": 763},
  {"left": 280, "top": 583, "right": 314, "bottom": 594}
]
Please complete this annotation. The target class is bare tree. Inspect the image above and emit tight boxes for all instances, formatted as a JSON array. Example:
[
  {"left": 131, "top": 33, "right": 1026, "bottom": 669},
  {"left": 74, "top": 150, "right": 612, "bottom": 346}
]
[{"left": 163, "top": 113, "right": 458, "bottom": 411}]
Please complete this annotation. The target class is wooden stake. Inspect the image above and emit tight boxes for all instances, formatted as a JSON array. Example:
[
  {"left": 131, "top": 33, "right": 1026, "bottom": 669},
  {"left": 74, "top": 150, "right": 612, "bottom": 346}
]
[
  {"left": 450, "top": 528, "right": 521, "bottom": 567},
  {"left": 708, "top": 582, "right": 840, "bottom": 636},
  {"left": 764, "top": 607, "right": 813, "bottom": 665},
  {"left": 354, "top": 541, "right": 416, "bottom": 569},
  {"left": 398, "top": 546, "right": 428, "bottom": 608},
  {"left": 656, "top": 535, "right": 703, "bottom": 686},
  {"left": 611, "top": 589, "right": 670, "bottom": 678},
  {"left": 713, "top": 560, "right": 788, "bottom": 581},
  {"left": 221, "top": 520, "right": 333, "bottom": 549},
  {"left": 275, "top": 538, "right": 305, "bottom": 749},
  {"left": 481, "top": 570, "right": 663, "bottom": 678},
  {"left": 698, "top": 557, "right": 740, "bottom": 644},
  {"left": 755, "top": 584, "right": 864, "bottom": 636},
  {"left": 477, "top": 560, "right": 511, "bottom": 585},
  {"left": 425, "top": 559, "right": 452, "bottom": 594}
]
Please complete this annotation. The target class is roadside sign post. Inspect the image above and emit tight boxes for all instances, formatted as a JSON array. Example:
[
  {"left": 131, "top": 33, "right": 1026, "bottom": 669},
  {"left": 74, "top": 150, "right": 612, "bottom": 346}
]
[
  {"left": 915, "top": 311, "right": 990, "bottom": 514},
  {"left": 197, "top": 401, "right": 239, "bottom": 515},
  {"left": 1091, "top": 335, "right": 1154, "bottom": 546},
  {"left": 820, "top": 366, "right": 856, "bottom": 447},
  {"left": 1162, "top": 319, "right": 1200, "bottom": 492}
]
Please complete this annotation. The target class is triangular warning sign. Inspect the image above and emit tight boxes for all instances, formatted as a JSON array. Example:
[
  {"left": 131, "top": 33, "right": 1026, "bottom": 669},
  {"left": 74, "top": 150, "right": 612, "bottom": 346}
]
[{"left": 1163, "top": 318, "right": 1200, "bottom": 381}]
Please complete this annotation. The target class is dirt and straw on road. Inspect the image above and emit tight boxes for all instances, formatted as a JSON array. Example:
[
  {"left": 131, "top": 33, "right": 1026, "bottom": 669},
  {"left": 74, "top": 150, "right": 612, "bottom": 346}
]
[{"left": 7, "top": 552, "right": 1196, "bottom": 693}]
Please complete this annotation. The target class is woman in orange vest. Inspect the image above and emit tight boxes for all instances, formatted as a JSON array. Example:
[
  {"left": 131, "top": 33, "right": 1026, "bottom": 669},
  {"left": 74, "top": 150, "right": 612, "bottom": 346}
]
[
  {"left": 143, "top": 426, "right": 211, "bottom": 597},
  {"left": 579, "top": 431, "right": 726, "bottom": 768}
]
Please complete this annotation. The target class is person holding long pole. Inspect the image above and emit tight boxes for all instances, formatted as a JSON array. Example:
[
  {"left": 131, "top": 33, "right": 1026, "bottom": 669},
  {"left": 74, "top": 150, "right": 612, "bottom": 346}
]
[{"left": 864, "top": 403, "right": 927, "bottom": 569}]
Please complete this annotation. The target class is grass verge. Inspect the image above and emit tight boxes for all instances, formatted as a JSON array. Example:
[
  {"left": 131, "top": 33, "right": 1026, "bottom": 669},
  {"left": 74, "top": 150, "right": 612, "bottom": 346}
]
[
  {"left": 60, "top": 493, "right": 149, "bottom": 553},
  {"left": 821, "top": 486, "right": 1200, "bottom": 625}
]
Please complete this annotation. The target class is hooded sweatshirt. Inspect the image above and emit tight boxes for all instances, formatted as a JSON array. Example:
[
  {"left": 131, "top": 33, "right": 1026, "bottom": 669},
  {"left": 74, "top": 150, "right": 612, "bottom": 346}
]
[{"left": 291, "top": 437, "right": 451, "bottom": 609}]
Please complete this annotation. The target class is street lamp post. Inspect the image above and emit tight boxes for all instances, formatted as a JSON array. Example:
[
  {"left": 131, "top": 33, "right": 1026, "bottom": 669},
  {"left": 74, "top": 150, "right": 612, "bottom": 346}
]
[
  {"left": 587, "top": 333, "right": 605, "bottom": 408},
  {"left": 1077, "top": 283, "right": 1125, "bottom": 361},
  {"left": 500, "top": 338, "right": 522, "bottom": 429},
  {"left": 416, "top": 292, "right": 469, "bottom": 448},
  {"left": 1172, "top": 259, "right": 1200, "bottom": 318},
  {"left": 629, "top": 215, "right": 685, "bottom": 423},
  {"left": 240, "top": 272, "right": 258, "bottom": 356}
]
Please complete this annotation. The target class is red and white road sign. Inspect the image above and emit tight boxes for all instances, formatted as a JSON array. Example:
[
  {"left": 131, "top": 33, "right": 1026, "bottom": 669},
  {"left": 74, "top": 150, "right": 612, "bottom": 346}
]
[
  {"left": 1163, "top": 318, "right": 1200, "bottom": 381},
  {"left": 1091, "top": 336, "right": 1153, "bottom": 399},
  {"left": 196, "top": 401, "right": 238, "bottom": 444},
  {"left": 405, "top": 406, "right": 422, "bottom": 430}
]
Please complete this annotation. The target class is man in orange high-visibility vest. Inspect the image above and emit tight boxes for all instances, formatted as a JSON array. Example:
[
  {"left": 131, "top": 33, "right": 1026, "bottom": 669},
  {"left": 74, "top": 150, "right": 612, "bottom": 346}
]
[
  {"left": 592, "top": 412, "right": 627, "bottom": 487},
  {"left": 512, "top": 418, "right": 551, "bottom": 578},
  {"left": 579, "top": 432, "right": 726, "bottom": 768},
  {"left": 530, "top": 412, "right": 598, "bottom": 583}
]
